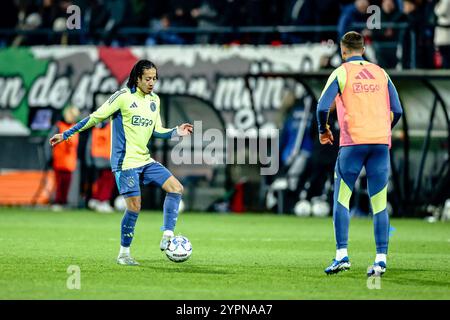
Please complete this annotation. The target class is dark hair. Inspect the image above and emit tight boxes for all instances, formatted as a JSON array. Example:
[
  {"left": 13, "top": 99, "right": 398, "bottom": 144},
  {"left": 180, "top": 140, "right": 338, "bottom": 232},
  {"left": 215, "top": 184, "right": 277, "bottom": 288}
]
[
  {"left": 340, "top": 31, "right": 364, "bottom": 51},
  {"left": 126, "top": 60, "right": 158, "bottom": 90}
]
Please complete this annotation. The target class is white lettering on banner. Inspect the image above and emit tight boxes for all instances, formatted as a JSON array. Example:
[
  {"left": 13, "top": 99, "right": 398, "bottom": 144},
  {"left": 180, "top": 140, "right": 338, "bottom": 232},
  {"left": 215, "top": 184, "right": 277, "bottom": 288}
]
[
  {"left": 0, "top": 77, "right": 25, "bottom": 109},
  {"left": 214, "top": 78, "right": 251, "bottom": 110},
  {"left": 214, "top": 77, "right": 287, "bottom": 112},
  {"left": 90, "top": 63, "right": 113, "bottom": 95},
  {"left": 28, "top": 61, "right": 118, "bottom": 110},
  {"left": 71, "top": 74, "right": 91, "bottom": 107},
  {"left": 49, "top": 77, "right": 70, "bottom": 108},
  {"left": 187, "top": 78, "right": 211, "bottom": 99},
  {"left": 28, "top": 63, "right": 71, "bottom": 109},
  {"left": 261, "top": 77, "right": 285, "bottom": 110}
]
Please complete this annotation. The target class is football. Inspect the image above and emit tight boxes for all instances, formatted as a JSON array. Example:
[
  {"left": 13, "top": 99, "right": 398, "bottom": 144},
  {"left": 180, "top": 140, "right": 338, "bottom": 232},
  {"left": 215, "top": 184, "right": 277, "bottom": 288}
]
[
  {"left": 165, "top": 235, "right": 192, "bottom": 263},
  {"left": 114, "top": 195, "right": 127, "bottom": 212},
  {"left": 294, "top": 199, "right": 311, "bottom": 217}
]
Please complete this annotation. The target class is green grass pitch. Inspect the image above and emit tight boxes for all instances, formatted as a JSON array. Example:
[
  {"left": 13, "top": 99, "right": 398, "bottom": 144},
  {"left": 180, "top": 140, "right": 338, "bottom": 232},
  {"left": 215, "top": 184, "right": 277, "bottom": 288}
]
[{"left": 0, "top": 208, "right": 449, "bottom": 300}]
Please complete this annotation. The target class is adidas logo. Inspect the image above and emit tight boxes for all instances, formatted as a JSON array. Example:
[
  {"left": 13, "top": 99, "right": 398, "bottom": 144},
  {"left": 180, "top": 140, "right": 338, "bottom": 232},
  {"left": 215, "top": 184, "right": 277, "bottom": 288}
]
[
  {"left": 355, "top": 68, "right": 375, "bottom": 80},
  {"left": 130, "top": 102, "right": 138, "bottom": 108}
]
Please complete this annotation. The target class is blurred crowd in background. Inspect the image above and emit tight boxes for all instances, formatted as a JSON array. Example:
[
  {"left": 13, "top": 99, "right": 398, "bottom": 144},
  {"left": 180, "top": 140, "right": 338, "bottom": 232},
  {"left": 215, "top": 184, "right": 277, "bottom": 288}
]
[{"left": 1, "top": 0, "right": 450, "bottom": 68}]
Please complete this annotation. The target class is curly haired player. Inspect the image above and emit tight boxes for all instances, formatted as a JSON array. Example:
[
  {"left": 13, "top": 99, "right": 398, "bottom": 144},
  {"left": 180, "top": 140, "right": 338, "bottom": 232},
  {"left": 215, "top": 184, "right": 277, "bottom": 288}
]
[{"left": 50, "top": 60, "right": 193, "bottom": 266}]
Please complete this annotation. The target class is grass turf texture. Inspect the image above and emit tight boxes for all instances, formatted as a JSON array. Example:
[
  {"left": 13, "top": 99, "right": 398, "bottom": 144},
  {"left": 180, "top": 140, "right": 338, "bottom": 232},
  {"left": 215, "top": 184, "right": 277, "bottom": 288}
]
[{"left": 0, "top": 208, "right": 449, "bottom": 300}]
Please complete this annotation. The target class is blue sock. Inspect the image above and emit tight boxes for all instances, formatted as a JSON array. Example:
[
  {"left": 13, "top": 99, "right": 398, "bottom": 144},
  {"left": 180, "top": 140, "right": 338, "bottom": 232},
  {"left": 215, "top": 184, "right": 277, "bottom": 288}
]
[
  {"left": 161, "top": 193, "right": 181, "bottom": 232},
  {"left": 121, "top": 209, "right": 139, "bottom": 247},
  {"left": 374, "top": 210, "right": 389, "bottom": 254}
]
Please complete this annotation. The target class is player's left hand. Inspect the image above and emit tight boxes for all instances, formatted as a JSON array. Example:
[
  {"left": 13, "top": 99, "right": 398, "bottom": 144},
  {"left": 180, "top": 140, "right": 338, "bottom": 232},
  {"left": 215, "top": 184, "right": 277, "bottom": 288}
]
[
  {"left": 319, "top": 128, "right": 334, "bottom": 145},
  {"left": 177, "top": 123, "right": 194, "bottom": 136}
]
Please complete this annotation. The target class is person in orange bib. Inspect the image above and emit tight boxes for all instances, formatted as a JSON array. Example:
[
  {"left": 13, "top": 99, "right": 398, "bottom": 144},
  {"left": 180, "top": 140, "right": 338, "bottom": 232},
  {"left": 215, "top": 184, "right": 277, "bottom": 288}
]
[
  {"left": 317, "top": 31, "right": 403, "bottom": 276},
  {"left": 86, "top": 121, "right": 115, "bottom": 213},
  {"left": 47, "top": 105, "right": 80, "bottom": 211}
]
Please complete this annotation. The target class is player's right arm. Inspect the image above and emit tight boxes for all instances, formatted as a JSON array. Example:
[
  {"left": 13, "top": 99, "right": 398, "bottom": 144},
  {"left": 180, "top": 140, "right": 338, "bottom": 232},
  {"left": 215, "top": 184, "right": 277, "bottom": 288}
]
[{"left": 49, "top": 89, "right": 126, "bottom": 147}]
